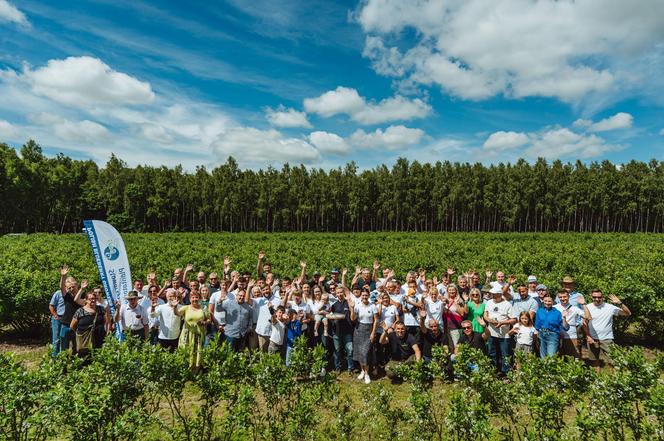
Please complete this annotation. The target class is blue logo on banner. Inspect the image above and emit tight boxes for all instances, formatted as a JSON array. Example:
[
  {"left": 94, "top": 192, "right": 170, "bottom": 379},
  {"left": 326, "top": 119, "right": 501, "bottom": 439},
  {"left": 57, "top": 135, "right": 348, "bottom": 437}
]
[{"left": 104, "top": 242, "right": 120, "bottom": 261}]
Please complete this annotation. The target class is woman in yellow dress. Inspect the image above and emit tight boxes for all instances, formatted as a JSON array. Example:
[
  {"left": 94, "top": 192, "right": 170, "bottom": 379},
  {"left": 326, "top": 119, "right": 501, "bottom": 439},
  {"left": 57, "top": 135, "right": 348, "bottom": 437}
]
[{"left": 172, "top": 291, "right": 210, "bottom": 372}]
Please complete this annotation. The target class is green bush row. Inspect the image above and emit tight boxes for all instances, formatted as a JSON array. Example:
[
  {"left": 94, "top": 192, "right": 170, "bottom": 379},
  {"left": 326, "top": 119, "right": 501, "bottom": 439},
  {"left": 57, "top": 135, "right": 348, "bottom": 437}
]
[
  {"left": 1, "top": 339, "right": 662, "bottom": 441},
  {"left": 1, "top": 232, "right": 663, "bottom": 343}
]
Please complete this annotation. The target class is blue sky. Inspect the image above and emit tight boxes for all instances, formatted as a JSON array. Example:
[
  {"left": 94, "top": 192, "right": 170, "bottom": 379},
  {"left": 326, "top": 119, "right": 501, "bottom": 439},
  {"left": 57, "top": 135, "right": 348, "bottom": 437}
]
[{"left": 0, "top": 0, "right": 663, "bottom": 170}]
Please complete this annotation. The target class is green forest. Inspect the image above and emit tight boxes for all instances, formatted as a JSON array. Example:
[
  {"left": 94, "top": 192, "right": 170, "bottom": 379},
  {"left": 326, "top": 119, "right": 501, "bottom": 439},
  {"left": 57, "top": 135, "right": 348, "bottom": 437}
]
[{"left": 2, "top": 140, "right": 664, "bottom": 234}]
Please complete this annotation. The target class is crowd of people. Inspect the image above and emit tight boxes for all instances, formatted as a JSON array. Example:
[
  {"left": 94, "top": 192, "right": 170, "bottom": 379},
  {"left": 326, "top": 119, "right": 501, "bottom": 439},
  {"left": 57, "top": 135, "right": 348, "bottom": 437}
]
[{"left": 49, "top": 252, "right": 631, "bottom": 380}]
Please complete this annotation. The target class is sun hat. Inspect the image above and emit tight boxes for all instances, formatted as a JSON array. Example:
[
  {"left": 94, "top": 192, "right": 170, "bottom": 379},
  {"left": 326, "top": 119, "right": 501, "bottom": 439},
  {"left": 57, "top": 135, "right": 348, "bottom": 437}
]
[
  {"left": 560, "top": 276, "right": 575, "bottom": 284},
  {"left": 490, "top": 286, "right": 503, "bottom": 295},
  {"left": 527, "top": 275, "right": 537, "bottom": 283},
  {"left": 124, "top": 290, "right": 143, "bottom": 300},
  {"left": 536, "top": 284, "right": 548, "bottom": 291}
]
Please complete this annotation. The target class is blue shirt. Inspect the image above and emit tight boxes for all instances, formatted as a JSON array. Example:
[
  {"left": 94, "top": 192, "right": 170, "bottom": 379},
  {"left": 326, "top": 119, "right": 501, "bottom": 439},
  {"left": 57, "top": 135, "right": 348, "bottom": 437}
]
[
  {"left": 286, "top": 320, "right": 302, "bottom": 347},
  {"left": 49, "top": 290, "right": 66, "bottom": 316},
  {"left": 534, "top": 307, "right": 567, "bottom": 334},
  {"left": 512, "top": 296, "right": 538, "bottom": 317}
]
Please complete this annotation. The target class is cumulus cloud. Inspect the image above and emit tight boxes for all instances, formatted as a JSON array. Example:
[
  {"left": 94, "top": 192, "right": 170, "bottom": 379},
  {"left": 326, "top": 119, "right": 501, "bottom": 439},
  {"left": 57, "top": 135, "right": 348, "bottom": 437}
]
[
  {"left": 0, "top": 0, "right": 28, "bottom": 26},
  {"left": 0, "top": 119, "right": 19, "bottom": 140},
  {"left": 349, "top": 125, "right": 424, "bottom": 150},
  {"left": 588, "top": 112, "right": 633, "bottom": 132},
  {"left": 483, "top": 131, "right": 530, "bottom": 150},
  {"left": 308, "top": 131, "right": 350, "bottom": 154},
  {"left": 211, "top": 127, "right": 320, "bottom": 165},
  {"left": 358, "top": 0, "right": 664, "bottom": 103},
  {"left": 20, "top": 56, "right": 154, "bottom": 109},
  {"left": 265, "top": 105, "right": 312, "bottom": 128},
  {"left": 525, "top": 128, "right": 619, "bottom": 159},
  {"left": 303, "top": 86, "right": 431, "bottom": 124}
]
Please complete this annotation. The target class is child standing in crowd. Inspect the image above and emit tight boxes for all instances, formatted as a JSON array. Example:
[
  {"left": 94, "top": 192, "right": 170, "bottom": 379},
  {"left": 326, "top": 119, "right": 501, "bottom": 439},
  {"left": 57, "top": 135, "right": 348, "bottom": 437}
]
[
  {"left": 510, "top": 311, "right": 537, "bottom": 354},
  {"left": 285, "top": 308, "right": 303, "bottom": 366}
]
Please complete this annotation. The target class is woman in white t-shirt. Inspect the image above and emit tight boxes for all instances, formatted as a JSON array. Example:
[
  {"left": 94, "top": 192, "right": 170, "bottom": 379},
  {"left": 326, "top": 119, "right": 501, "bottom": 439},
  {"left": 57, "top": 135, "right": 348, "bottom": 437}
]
[{"left": 350, "top": 289, "right": 378, "bottom": 384}]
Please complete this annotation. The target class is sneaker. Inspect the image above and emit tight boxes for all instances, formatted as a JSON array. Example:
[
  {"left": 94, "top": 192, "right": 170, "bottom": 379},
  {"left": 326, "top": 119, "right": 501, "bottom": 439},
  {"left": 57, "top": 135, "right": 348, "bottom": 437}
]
[
  {"left": 364, "top": 374, "right": 371, "bottom": 384},
  {"left": 357, "top": 371, "right": 365, "bottom": 380}
]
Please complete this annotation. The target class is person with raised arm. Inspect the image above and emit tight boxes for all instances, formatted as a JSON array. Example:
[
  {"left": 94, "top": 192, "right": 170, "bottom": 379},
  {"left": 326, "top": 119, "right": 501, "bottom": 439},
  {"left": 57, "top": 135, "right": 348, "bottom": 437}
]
[
  {"left": 418, "top": 309, "right": 445, "bottom": 362},
  {"left": 583, "top": 290, "right": 631, "bottom": 372},
  {"left": 172, "top": 290, "right": 209, "bottom": 372},
  {"left": 150, "top": 288, "right": 182, "bottom": 352},
  {"left": 379, "top": 321, "right": 421, "bottom": 381},
  {"left": 70, "top": 290, "right": 107, "bottom": 357},
  {"left": 115, "top": 291, "right": 148, "bottom": 340},
  {"left": 255, "top": 284, "right": 282, "bottom": 352}
]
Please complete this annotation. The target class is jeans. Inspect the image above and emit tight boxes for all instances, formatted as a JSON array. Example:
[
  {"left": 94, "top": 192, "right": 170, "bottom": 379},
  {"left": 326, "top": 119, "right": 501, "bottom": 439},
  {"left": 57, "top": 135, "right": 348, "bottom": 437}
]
[
  {"left": 538, "top": 329, "right": 559, "bottom": 357},
  {"left": 225, "top": 335, "right": 246, "bottom": 352},
  {"left": 285, "top": 345, "right": 294, "bottom": 366},
  {"left": 332, "top": 333, "right": 353, "bottom": 371},
  {"left": 487, "top": 336, "right": 511, "bottom": 374},
  {"left": 60, "top": 323, "right": 75, "bottom": 353},
  {"left": 51, "top": 317, "right": 62, "bottom": 357}
]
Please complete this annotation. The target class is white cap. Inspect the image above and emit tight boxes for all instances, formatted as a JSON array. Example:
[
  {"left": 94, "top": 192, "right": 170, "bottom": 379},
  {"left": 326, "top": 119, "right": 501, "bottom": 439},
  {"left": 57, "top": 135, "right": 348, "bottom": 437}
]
[
  {"left": 490, "top": 286, "right": 503, "bottom": 295},
  {"left": 527, "top": 275, "right": 537, "bottom": 283}
]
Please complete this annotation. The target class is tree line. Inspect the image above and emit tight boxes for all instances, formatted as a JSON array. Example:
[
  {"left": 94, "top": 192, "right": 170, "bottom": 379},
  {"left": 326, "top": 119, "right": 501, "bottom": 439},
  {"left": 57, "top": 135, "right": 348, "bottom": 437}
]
[{"left": 1, "top": 140, "right": 663, "bottom": 234}]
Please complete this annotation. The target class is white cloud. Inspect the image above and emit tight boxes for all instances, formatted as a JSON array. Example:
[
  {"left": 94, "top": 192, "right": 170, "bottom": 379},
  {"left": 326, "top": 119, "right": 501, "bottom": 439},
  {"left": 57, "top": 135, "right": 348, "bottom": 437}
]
[
  {"left": 587, "top": 112, "right": 633, "bottom": 132},
  {"left": 0, "top": 57, "right": 239, "bottom": 168},
  {"left": 21, "top": 56, "right": 154, "bottom": 109},
  {"left": 211, "top": 127, "right": 320, "bottom": 165},
  {"left": 304, "top": 86, "right": 431, "bottom": 124},
  {"left": 28, "top": 112, "right": 109, "bottom": 143},
  {"left": 53, "top": 119, "right": 109, "bottom": 142},
  {"left": 573, "top": 112, "right": 633, "bottom": 132},
  {"left": 0, "top": 0, "right": 28, "bottom": 26},
  {"left": 525, "top": 128, "right": 620, "bottom": 159},
  {"left": 660, "top": 128, "right": 664, "bottom": 136},
  {"left": 138, "top": 124, "right": 174, "bottom": 144},
  {"left": 308, "top": 131, "right": 350, "bottom": 154},
  {"left": 303, "top": 86, "right": 365, "bottom": 117},
  {"left": 0, "top": 119, "right": 19, "bottom": 140},
  {"left": 483, "top": 131, "right": 529, "bottom": 150},
  {"left": 350, "top": 125, "right": 424, "bottom": 150},
  {"left": 358, "top": 0, "right": 664, "bottom": 103},
  {"left": 265, "top": 105, "right": 312, "bottom": 128}
]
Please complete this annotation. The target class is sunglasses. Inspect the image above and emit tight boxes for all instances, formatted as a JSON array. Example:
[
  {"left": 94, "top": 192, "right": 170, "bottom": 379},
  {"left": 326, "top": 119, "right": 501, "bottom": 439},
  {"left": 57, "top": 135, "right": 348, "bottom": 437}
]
[
  {"left": 592, "top": 296, "right": 603, "bottom": 300},
  {"left": 462, "top": 326, "right": 472, "bottom": 330}
]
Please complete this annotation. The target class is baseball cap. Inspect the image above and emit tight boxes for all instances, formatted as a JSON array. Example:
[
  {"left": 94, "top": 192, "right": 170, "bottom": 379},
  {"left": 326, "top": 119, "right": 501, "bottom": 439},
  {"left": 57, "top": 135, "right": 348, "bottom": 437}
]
[{"left": 536, "top": 284, "right": 547, "bottom": 291}]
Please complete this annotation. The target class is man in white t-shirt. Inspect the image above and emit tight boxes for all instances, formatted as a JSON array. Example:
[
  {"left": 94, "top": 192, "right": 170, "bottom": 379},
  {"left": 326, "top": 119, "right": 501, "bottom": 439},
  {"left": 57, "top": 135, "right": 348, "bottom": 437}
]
[
  {"left": 489, "top": 271, "right": 516, "bottom": 299},
  {"left": 583, "top": 289, "right": 631, "bottom": 372},
  {"left": 483, "top": 286, "right": 517, "bottom": 374},
  {"left": 255, "top": 285, "right": 282, "bottom": 352}
]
